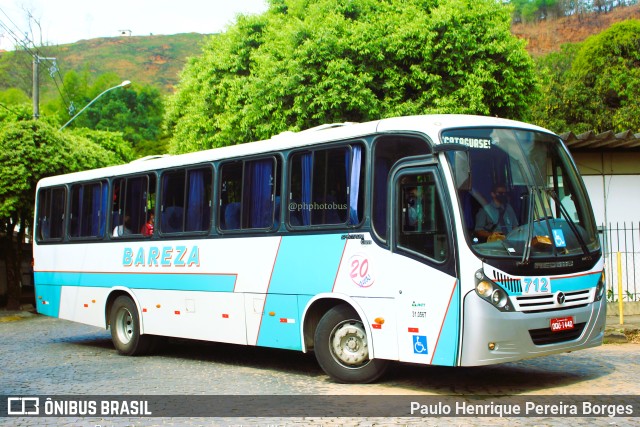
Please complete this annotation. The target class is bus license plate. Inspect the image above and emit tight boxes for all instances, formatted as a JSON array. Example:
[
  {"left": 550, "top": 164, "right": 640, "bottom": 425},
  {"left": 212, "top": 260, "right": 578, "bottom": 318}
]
[{"left": 550, "top": 316, "right": 574, "bottom": 332}]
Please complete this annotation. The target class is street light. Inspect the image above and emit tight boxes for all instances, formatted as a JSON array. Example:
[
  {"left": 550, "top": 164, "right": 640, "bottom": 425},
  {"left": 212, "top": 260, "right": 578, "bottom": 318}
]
[{"left": 59, "top": 80, "right": 132, "bottom": 131}]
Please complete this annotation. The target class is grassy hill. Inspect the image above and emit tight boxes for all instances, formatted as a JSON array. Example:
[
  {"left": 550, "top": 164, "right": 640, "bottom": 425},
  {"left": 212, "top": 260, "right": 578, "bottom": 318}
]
[
  {"left": 49, "top": 33, "right": 209, "bottom": 92},
  {"left": 0, "top": 32, "right": 210, "bottom": 102},
  {"left": 2, "top": 4, "right": 638, "bottom": 103}
]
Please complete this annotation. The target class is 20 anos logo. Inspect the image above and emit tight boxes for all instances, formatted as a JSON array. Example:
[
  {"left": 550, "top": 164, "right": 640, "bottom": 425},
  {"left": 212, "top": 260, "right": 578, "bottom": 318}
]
[{"left": 348, "top": 254, "right": 375, "bottom": 288}]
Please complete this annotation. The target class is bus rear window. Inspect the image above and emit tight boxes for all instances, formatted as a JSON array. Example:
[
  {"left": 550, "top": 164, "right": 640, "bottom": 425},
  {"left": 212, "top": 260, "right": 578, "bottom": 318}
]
[{"left": 36, "top": 187, "right": 66, "bottom": 241}]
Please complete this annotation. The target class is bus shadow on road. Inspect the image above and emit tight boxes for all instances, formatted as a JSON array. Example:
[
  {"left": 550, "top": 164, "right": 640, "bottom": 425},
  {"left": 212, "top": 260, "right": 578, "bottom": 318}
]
[
  {"left": 150, "top": 337, "right": 326, "bottom": 378},
  {"left": 384, "top": 352, "right": 614, "bottom": 394},
  {"left": 53, "top": 335, "right": 113, "bottom": 349},
  {"left": 66, "top": 332, "right": 613, "bottom": 393}
]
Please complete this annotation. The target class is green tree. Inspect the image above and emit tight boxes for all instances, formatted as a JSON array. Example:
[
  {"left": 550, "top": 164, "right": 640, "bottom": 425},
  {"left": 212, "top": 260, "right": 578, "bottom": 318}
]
[
  {"left": 0, "top": 88, "right": 30, "bottom": 106},
  {"left": 532, "top": 20, "right": 640, "bottom": 133},
  {"left": 529, "top": 43, "right": 581, "bottom": 132},
  {"left": 57, "top": 72, "right": 166, "bottom": 156},
  {"left": 568, "top": 20, "right": 640, "bottom": 133},
  {"left": 166, "top": 0, "right": 538, "bottom": 153},
  {"left": 0, "top": 118, "right": 127, "bottom": 309}
]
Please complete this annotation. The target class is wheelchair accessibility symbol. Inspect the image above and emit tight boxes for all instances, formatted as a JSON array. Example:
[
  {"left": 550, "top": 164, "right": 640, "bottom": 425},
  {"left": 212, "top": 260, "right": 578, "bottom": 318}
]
[
  {"left": 413, "top": 335, "right": 428, "bottom": 355},
  {"left": 552, "top": 229, "right": 566, "bottom": 248}
]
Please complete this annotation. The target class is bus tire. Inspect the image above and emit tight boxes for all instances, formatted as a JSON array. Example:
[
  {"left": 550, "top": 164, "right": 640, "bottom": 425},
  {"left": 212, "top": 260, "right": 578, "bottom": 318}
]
[
  {"left": 314, "top": 304, "right": 388, "bottom": 383},
  {"left": 109, "top": 295, "right": 153, "bottom": 356}
]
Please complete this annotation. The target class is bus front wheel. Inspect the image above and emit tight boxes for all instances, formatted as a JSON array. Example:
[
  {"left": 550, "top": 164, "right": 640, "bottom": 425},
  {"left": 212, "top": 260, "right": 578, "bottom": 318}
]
[
  {"left": 314, "top": 304, "right": 388, "bottom": 383},
  {"left": 109, "top": 295, "right": 154, "bottom": 356}
]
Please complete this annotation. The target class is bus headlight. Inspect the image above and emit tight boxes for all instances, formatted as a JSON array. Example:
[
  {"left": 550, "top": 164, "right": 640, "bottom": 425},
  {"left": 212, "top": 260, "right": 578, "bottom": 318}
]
[
  {"left": 491, "top": 289, "right": 508, "bottom": 308},
  {"left": 595, "top": 272, "right": 605, "bottom": 302},
  {"left": 476, "top": 281, "right": 493, "bottom": 298},
  {"left": 474, "top": 270, "right": 512, "bottom": 312}
]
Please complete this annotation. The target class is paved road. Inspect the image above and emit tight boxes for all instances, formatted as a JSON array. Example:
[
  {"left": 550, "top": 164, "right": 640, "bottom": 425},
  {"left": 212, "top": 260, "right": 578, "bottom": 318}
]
[{"left": 1, "top": 313, "right": 639, "bottom": 426}]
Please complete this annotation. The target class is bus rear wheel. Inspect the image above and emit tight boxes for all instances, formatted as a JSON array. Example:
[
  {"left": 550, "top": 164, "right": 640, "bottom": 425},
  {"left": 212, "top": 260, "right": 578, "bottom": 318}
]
[
  {"left": 109, "top": 295, "right": 154, "bottom": 356},
  {"left": 314, "top": 304, "right": 388, "bottom": 383}
]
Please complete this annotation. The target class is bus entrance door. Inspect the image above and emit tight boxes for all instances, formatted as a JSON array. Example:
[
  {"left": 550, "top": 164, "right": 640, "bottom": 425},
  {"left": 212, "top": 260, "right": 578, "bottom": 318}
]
[{"left": 390, "top": 165, "right": 460, "bottom": 366}]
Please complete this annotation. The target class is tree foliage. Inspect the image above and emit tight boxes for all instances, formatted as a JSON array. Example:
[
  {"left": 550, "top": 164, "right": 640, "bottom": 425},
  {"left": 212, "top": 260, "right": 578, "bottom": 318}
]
[
  {"left": 532, "top": 19, "right": 640, "bottom": 133},
  {"left": 0, "top": 117, "right": 130, "bottom": 308},
  {"left": 166, "top": 0, "right": 538, "bottom": 153},
  {"left": 55, "top": 70, "right": 166, "bottom": 156}
]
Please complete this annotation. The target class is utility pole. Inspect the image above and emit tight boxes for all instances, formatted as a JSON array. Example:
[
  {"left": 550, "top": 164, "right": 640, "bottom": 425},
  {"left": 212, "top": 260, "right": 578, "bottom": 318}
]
[{"left": 32, "top": 55, "right": 56, "bottom": 119}]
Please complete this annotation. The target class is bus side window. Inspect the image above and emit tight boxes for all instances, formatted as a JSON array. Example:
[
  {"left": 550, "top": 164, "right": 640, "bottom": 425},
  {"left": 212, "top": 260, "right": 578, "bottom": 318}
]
[
  {"left": 160, "top": 166, "right": 212, "bottom": 234},
  {"left": 69, "top": 181, "right": 108, "bottom": 239},
  {"left": 372, "top": 136, "right": 430, "bottom": 241},
  {"left": 161, "top": 170, "right": 185, "bottom": 233},
  {"left": 218, "top": 158, "right": 279, "bottom": 231},
  {"left": 219, "top": 162, "right": 243, "bottom": 231},
  {"left": 112, "top": 175, "right": 156, "bottom": 237},
  {"left": 185, "top": 167, "right": 213, "bottom": 231},
  {"left": 289, "top": 145, "right": 363, "bottom": 227},
  {"left": 398, "top": 172, "right": 448, "bottom": 262},
  {"left": 37, "top": 187, "right": 66, "bottom": 241}
]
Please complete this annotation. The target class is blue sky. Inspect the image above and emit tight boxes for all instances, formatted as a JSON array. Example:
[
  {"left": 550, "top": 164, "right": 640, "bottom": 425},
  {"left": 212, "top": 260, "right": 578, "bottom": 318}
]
[{"left": 0, "top": 0, "right": 268, "bottom": 50}]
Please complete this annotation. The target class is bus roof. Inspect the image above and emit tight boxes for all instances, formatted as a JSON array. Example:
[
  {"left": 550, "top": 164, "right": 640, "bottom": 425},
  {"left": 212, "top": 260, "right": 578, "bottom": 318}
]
[{"left": 37, "top": 114, "right": 551, "bottom": 188}]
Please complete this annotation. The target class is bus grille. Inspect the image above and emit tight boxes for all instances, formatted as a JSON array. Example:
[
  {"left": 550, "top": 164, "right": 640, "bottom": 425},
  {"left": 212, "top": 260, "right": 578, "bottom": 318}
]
[
  {"left": 494, "top": 272, "right": 522, "bottom": 293},
  {"left": 529, "top": 322, "right": 586, "bottom": 345},
  {"left": 514, "top": 289, "right": 592, "bottom": 313}
]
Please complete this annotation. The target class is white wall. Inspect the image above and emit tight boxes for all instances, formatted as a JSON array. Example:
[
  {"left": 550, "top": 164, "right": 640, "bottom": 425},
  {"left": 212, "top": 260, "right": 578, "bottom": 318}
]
[{"left": 583, "top": 175, "right": 640, "bottom": 226}]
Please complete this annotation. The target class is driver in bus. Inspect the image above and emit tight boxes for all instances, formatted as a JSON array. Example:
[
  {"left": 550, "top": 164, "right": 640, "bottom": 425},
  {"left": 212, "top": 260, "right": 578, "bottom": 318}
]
[{"left": 474, "top": 184, "right": 518, "bottom": 242}]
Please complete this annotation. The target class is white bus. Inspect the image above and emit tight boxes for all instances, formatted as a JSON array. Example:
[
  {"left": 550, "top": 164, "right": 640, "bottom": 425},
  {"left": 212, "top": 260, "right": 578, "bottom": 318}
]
[{"left": 33, "top": 115, "right": 605, "bottom": 383}]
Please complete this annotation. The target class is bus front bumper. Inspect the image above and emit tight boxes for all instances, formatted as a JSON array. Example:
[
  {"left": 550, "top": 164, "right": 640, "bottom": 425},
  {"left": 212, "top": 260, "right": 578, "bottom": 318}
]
[{"left": 459, "top": 292, "right": 606, "bottom": 366}]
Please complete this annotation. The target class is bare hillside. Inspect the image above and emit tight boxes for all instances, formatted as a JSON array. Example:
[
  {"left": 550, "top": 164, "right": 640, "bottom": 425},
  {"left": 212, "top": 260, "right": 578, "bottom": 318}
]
[{"left": 512, "top": 3, "right": 640, "bottom": 56}]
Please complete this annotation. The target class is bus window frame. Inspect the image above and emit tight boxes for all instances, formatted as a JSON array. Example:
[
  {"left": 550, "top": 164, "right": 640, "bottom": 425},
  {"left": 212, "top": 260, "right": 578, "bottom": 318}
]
[
  {"left": 157, "top": 163, "right": 214, "bottom": 237},
  {"left": 286, "top": 141, "right": 365, "bottom": 231},
  {"left": 35, "top": 185, "right": 67, "bottom": 243},
  {"left": 110, "top": 172, "right": 158, "bottom": 240},
  {"left": 370, "top": 133, "right": 432, "bottom": 246},
  {"left": 389, "top": 162, "right": 457, "bottom": 276},
  {"left": 216, "top": 154, "right": 282, "bottom": 234},
  {"left": 68, "top": 179, "right": 109, "bottom": 241}
]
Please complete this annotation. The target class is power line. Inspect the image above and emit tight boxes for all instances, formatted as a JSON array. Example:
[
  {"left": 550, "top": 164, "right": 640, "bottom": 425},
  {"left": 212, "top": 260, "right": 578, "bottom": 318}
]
[{"left": 0, "top": 10, "right": 74, "bottom": 117}]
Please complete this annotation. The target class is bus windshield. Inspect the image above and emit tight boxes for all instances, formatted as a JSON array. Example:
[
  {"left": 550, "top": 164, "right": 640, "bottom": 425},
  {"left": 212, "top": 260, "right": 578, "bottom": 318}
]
[{"left": 443, "top": 127, "right": 600, "bottom": 261}]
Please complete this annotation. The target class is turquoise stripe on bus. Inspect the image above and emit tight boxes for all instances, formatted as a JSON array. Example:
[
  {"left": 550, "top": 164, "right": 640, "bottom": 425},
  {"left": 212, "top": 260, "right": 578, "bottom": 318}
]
[
  {"left": 34, "top": 284, "right": 62, "bottom": 318},
  {"left": 431, "top": 280, "right": 460, "bottom": 366},
  {"left": 257, "top": 234, "right": 347, "bottom": 350},
  {"left": 34, "top": 271, "right": 237, "bottom": 292},
  {"left": 551, "top": 272, "right": 600, "bottom": 293}
]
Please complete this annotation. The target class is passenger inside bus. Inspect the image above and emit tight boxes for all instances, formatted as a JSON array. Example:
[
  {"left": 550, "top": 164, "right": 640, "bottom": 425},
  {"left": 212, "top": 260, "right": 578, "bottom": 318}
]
[
  {"left": 474, "top": 183, "right": 518, "bottom": 242},
  {"left": 141, "top": 212, "right": 155, "bottom": 236},
  {"left": 113, "top": 215, "right": 131, "bottom": 237}
]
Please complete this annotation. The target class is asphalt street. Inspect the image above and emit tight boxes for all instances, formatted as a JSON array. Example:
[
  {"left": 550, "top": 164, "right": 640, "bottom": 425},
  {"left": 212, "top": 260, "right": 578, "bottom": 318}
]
[{"left": 1, "top": 311, "right": 639, "bottom": 426}]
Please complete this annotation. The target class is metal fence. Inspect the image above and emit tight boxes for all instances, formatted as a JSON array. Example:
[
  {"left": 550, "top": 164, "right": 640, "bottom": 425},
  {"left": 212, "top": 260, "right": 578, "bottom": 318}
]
[{"left": 600, "top": 222, "right": 640, "bottom": 302}]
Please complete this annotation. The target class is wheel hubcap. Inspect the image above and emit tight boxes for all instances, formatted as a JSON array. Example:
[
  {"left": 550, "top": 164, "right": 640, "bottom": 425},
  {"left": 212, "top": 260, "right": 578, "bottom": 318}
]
[
  {"left": 330, "top": 319, "right": 369, "bottom": 368},
  {"left": 115, "top": 307, "right": 134, "bottom": 344}
]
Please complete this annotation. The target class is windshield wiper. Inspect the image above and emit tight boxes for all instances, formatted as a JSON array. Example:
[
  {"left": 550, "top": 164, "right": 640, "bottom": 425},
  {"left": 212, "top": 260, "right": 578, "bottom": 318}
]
[
  {"left": 546, "top": 189, "right": 591, "bottom": 257},
  {"left": 536, "top": 186, "right": 560, "bottom": 258},
  {"left": 521, "top": 186, "right": 535, "bottom": 264}
]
